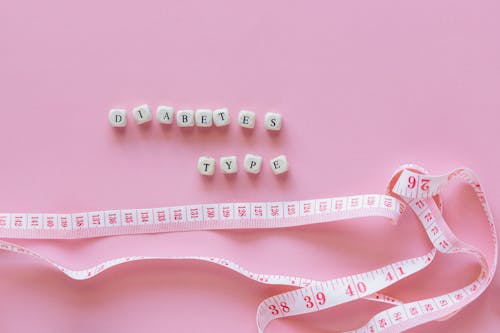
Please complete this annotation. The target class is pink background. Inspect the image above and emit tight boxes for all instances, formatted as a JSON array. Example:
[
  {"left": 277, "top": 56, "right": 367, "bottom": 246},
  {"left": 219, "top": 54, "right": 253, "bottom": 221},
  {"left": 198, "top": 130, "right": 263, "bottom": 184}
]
[{"left": 0, "top": 1, "right": 499, "bottom": 332}]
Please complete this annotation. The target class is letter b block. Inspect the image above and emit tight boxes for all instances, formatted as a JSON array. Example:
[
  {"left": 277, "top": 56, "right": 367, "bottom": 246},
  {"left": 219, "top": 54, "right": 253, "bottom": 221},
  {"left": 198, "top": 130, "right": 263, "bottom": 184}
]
[{"left": 177, "top": 110, "right": 195, "bottom": 127}]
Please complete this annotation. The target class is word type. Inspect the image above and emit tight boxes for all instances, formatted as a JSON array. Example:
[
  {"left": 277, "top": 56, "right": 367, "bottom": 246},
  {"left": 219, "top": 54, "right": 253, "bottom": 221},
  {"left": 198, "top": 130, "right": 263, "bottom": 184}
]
[
  {"left": 109, "top": 105, "right": 282, "bottom": 131},
  {"left": 198, "top": 154, "right": 288, "bottom": 176}
]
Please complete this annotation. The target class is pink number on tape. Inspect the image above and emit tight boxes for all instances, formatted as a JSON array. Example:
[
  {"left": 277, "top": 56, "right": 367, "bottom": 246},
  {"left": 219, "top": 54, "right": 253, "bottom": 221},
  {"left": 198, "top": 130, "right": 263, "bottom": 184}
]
[{"left": 0, "top": 164, "right": 496, "bottom": 333}]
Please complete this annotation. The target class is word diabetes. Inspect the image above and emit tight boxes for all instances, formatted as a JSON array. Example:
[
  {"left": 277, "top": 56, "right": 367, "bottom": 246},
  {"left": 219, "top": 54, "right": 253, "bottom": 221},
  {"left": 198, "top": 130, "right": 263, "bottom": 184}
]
[{"left": 109, "top": 105, "right": 282, "bottom": 131}]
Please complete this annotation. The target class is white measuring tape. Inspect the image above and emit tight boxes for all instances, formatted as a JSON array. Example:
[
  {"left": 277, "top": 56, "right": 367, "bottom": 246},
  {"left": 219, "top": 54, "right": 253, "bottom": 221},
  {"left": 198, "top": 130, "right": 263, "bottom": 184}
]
[{"left": 0, "top": 164, "right": 496, "bottom": 332}]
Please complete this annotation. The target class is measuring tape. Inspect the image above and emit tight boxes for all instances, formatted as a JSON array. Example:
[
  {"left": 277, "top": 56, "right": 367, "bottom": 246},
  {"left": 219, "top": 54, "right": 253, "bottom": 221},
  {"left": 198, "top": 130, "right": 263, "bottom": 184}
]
[{"left": 0, "top": 164, "right": 496, "bottom": 332}]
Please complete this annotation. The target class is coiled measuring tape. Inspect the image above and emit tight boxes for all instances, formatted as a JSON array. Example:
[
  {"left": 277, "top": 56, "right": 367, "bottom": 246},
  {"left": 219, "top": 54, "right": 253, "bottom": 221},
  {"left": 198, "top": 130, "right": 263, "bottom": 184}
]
[{"left": 0, "top": 164, "right": 496, "bottom": 332}]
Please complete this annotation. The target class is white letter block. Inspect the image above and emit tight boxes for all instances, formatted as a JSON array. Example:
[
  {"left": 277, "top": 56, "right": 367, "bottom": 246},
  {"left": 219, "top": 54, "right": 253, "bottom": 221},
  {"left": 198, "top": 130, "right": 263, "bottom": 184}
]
[
  {"left": 264, "top": 112, "right": 282, "bottom": 131},
  {"left": 244, "top": 154, "right": 262, "bottom": 174},
  {"left": 270, "top": 155, "right": 289, "bottom": 175},
  {"left": 156, "top": 106, "right": 174, "bottom": 124},
  {"left": 195, "top": 109, "right": 213, "bottom": 127},
  {"left": 220, "top": 156, "right": 238, "bottom": 174},
  {"left": 213, "top": 108, "right": 230, "bottom": 127},
  {"left": 109, "top": 109, "right": 127, "bottom": 127},
  {"left": 177, "top": 110, "right": 195, "bottom": 127},
  {"left": 238, "top": 110, "right": 256, "bottom": 129},
  {"left": 132, "top": 104, "right": 152, "bottom": 124},
  {"left": 198, "top": 156, "right": 216, "bottom": 176}
]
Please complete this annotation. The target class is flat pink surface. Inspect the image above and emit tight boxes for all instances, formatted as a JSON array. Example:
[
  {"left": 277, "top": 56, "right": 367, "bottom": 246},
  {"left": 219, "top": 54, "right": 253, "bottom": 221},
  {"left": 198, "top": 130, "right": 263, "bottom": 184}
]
[{"left": 0, "top": 1, "right": 499, "bottom": 332}]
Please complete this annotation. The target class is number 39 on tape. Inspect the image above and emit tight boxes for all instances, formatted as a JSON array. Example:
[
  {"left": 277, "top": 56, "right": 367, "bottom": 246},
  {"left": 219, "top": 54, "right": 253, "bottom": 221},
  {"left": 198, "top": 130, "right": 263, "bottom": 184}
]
[{"left": 0, "top": 164, "right": 496, "bottom": 333}]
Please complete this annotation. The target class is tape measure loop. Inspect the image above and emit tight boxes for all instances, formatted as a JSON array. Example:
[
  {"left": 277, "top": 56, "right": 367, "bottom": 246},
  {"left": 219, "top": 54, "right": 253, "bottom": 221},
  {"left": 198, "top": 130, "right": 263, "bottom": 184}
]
[{"left": 0, "top": 165, "right": 496, "bottom": 333}]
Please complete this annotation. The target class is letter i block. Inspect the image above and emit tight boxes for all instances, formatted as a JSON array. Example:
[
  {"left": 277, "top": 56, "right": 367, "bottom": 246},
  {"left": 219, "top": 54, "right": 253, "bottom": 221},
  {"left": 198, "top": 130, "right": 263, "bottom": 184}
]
[{"left": 132, "top": 104, "right": 153, "bottom": 124}]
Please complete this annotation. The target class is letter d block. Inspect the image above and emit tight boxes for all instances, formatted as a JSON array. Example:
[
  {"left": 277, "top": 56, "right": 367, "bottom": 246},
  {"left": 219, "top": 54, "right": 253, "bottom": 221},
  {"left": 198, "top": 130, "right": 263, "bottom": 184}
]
[{"left": 109, "top": 109, "right": 127, "bottom": 127}]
